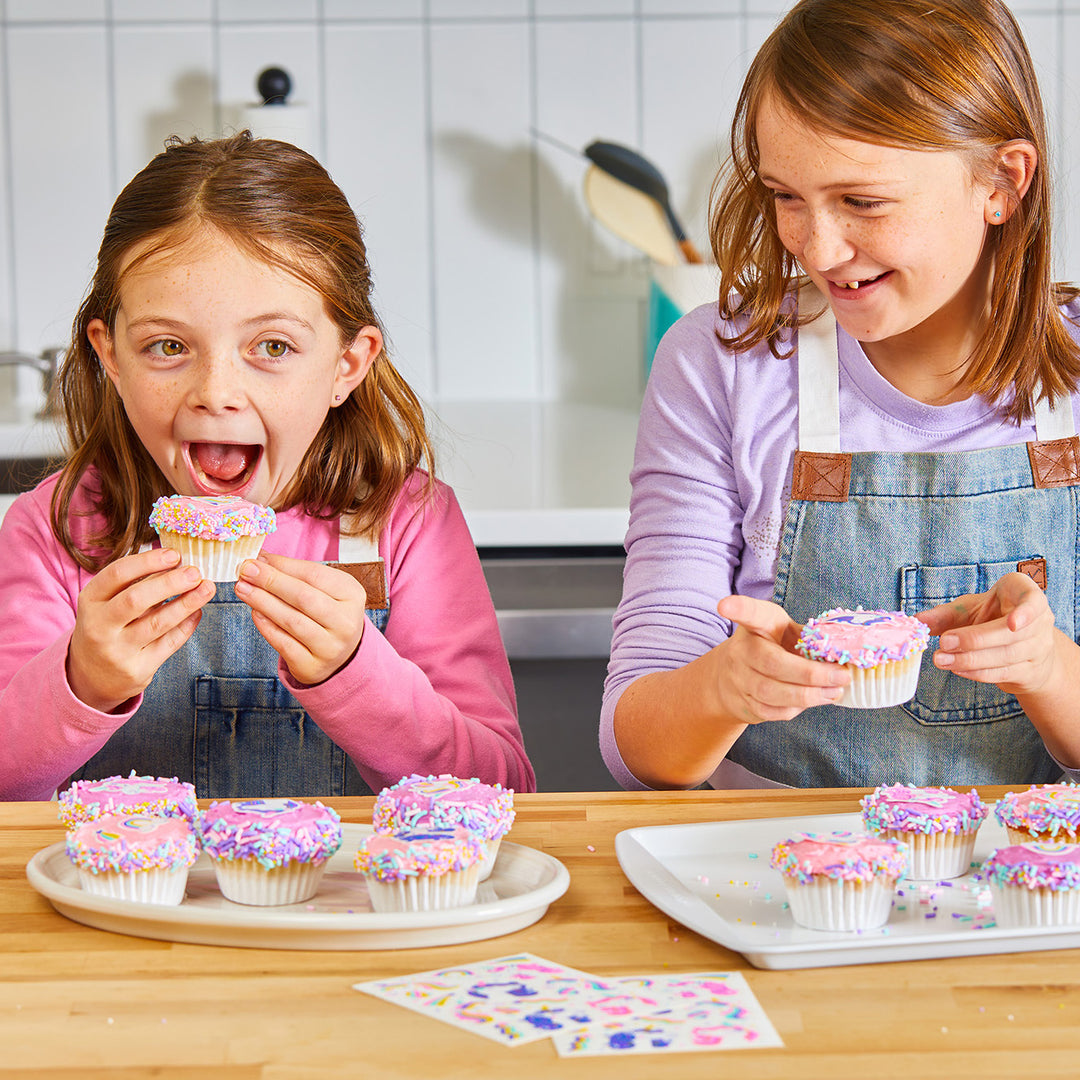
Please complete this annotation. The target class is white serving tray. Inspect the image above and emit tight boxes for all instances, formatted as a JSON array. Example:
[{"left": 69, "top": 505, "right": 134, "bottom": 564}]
[
  {"left": 616, "top": 810, "right": 1080, "bottom": 970},
  {"left": 26, "top": 824, "right": 569, "bottom": 951}
]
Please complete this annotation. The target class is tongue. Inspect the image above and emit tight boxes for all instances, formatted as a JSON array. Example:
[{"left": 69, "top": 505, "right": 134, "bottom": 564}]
[{"left": 193, "top": 443, "right": 255, "bottom": 482}]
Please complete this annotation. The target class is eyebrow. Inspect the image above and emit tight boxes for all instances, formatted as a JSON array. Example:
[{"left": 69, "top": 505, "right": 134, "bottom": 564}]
[
  {"left": 123, "top": 313, "right": 317, "bottom": 334},
  {"left": 758, "top": 173, "right": 900, "bottom": 190}
]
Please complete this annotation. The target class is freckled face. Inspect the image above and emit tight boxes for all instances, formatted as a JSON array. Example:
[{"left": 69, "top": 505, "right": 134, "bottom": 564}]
[
  {"left": 87, "top": 229, "right": 379, "bottom": 507},
  {"left": 755, "top": 92, "right": 995, "bottom": 364}
]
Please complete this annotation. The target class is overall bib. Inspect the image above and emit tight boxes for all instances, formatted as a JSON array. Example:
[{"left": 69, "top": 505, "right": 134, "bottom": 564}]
[
  {"left": 726, "top": 309, "right": 1080, "bottom": 787},
  {"left": 69, "top": 530, "right": 388, "bottom": 798}
]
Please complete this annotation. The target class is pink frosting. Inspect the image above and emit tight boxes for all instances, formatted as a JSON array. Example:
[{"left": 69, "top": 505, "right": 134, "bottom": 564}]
[
  {"left": 373, "top": 773, "right": 515, "bottom": 840},
  {"left": 797, "top": 608, "right": 930, "bottom": 668},
  {"left": 149, "top": 495, "right": 276, "bottom": 541},
  {"left": 983, "top": 842, "right": 1080, "bottom": 890},
  {"left": 861, "top": 784, "right": 988, "bottom": 835},
  {"left": 58, "top": 773, "right": 198, "bottom": 827},
  {"left": 771, "top": 830, "right": 908, "bottom": 883},
  {"left": 66, "top": 813, "right": 199, "bottom": 874}
]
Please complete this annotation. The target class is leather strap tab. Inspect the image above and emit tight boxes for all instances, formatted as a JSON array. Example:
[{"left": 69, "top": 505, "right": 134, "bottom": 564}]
[
  {"left": 328, "top": 560, "right": 387, "bottom": 608},
  {"left": 1027, "top": 436, "right": 1080, "bottom": 488},
  {"left": 1017, "top": 557, "right": 1048, "bottom": 591},
  {"left": 791, "top": 450, "right": 851, "bottom": 502}
]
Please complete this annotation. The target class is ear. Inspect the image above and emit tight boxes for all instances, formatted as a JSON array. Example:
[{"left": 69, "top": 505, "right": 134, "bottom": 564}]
[
  {"left": 986, "top": 140, "right": 1038, "bottom": 224},
  {"left": 331, "top": 325, "right": 382, "bottom": 406},
  {"left": 86, "top": 318, "right": 121, "bottom": 389}
]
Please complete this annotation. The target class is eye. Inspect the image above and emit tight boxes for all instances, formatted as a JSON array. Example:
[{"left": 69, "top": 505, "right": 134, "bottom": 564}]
[
  {"left": 845, "top": 197, "right": 886, "bottom": 210},
  {"left": 257, "top": 339, "right": 291, "bottom": 360},
  {"left": 148, "top": 339, "right": 185, "bottom": 358}
]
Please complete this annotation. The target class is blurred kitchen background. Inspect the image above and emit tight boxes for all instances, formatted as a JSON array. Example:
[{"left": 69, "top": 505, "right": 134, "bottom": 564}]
[{"left": 1, "top": 0, "right": 1079, "bottom": 789}]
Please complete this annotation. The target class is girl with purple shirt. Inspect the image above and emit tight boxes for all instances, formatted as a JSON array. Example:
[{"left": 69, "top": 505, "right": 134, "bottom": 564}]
[{"left": 603, "top": 0, "right": 1080, "bottom": 791}]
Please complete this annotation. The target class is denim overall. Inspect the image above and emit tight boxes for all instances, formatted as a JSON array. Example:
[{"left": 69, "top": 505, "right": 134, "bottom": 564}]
[
  {"left": 725, "top": 308, "right": 1080, "bottom": 787},
  {"left": 68, "top": 529, "right": 387, "bottom": 798}
]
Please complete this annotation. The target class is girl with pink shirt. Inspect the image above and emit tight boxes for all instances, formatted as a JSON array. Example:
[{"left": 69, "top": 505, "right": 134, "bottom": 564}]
[{"left": 0, "top": 132, "right": 533, "bottom": 800}]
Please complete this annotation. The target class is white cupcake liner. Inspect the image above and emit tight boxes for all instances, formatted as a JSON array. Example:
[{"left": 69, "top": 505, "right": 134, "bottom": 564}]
[
  {"left": 158, "top": 532, "right": 266, "bottom": 582},
  {"left": 363, "top": 863, "right": 481, "bottom": 913},
  {"left": 783, "top": 875, "right": 900, "bottom": 932},
  {"left": 77, "top": 866, "right": 190, "bottom": 906},
  {"left": 477, "top": 837, "right": 502, "bottom": 881},
  {"left": 877, "top": 828, "right": 979, "bottom": 881},
  {"left": 837, "top": 653, "right": 923, "bottom": 709},
  {"left": 211, "top": 856, "right": 328, "bottom": 906},
  {"left": 990, "top": 883, "right": 1080, "bottom": 927}
]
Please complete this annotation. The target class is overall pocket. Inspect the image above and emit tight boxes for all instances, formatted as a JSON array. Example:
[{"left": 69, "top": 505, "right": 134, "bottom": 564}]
[{"left": 899, "top": 560, "right": 1030, "bottom": 726}]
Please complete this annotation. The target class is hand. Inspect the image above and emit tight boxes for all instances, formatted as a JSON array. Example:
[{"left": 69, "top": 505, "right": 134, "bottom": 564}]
[
  {"left": 713, "top": 594, "right": 849, "bottom": 725},
  {"left": 235, "top": 553, "right": 368, "bottom": 686},
  {"left": 67, "top": 548, "right": 216, "bottom": 713},
  {"left": 919, "top": 571, "right": 1059, "bottom": 695}
]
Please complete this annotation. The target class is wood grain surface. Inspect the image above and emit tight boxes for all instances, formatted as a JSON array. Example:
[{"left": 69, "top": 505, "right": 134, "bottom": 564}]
[{"left": 3, "top": 788, "right": 1079, "bottom": 1079}]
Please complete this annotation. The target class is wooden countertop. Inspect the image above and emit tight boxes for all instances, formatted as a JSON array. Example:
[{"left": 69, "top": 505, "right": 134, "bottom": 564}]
[{"left": 3, "top": 788, "right": 1079, "bottom": 1078}]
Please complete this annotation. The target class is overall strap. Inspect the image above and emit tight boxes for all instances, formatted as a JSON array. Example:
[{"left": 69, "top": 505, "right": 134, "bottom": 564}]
[
  {"left": 1028, "top": 395, "right": 1080, "bottom": 489},
  {"left": 331, "top": 521, "right": 387, "bottom": 609},
  {"left": 791, "top": 305, "right": 851, "bottom": 501}
]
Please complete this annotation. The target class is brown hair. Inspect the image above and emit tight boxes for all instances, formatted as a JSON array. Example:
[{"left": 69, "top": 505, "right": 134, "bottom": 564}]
[
  {"left": 710, "top": 0, "right": 1080, "bottom": 422},
  {"left": 52, "top": 131, "right": 434, "bottom": 570}
]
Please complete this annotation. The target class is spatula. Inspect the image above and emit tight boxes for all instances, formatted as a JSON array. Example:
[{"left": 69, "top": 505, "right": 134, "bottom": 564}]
[
  {"left": 584, "top": 141, "right": 704, "bottom": 264},
  {"left": 583, "top": 165, "right": 683, "bottom": 266}
]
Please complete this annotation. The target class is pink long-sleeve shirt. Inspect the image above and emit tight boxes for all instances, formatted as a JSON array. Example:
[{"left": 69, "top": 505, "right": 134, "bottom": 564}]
[{"left": 0, "top": 469, "right": 534, "bottom": 800}]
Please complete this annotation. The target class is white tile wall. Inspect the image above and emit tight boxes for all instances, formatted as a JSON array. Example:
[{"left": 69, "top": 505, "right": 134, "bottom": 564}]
[{"left": 0, "top": 0, "right": 1077, "bottom": 412}]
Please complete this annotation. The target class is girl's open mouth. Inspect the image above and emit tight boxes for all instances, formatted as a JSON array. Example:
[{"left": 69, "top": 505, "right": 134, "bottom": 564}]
[
  {"left": 184, "top": 442, "right": 263, "bottom": 496},
  {"left": 832, "top": 271, "right": 889, "bottom": 291}
]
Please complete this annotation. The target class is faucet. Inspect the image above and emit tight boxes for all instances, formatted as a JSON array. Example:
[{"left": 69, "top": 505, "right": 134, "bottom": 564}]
[{"left": 0, "top": 347, "right": 65, "bottom": 417}]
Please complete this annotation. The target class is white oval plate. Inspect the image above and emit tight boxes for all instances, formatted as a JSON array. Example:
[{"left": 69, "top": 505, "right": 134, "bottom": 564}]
[{"left": 26, "top": 823, "right": 569, "bottom": 950}]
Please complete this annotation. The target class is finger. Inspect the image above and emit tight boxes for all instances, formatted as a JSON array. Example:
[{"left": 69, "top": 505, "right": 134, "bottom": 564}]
[
  {"left": 116, "top": 565, "right": 213, "bottom": 632},
  {"left": 245, "top": 552, "right": 362, "bottom": 601},
  {"left": 82, "top": 547, "right": 183, "bottom": 602},
  {"left": 718, "top": 594, "right": 800, "bottom": 646},
  {"left": 916, "top": 596, "right": 982, "bottom": 636}
]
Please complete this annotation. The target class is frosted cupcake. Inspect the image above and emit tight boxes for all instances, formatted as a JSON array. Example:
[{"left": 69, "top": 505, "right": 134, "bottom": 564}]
[
  {"left": 771, "top": 830, "right": 908, "bottom": 931},
  {"left": 149, "top": 494, "right": 276, "bottom": 581},
  {"left": 994, "top": 784, "right": 1080, "bottom": 844},
  {"left": 373, "top": 774, "right": 515, "bottom": 881},
  {"left": 983, "top": 842, "right": 1080, "bottom": 927},
  {"left": 58, "top": 773, "right": 198, "bottom": 829},
  {"left": 198, "top": 798, "right": 342, "bottom": 906},
  {"left": 861, "top": 784, "right": 987, "bottom": 881},
  {"left": 354, "top": 827, "right": 486, "bottom": 912},
  {"left": 796, "top": 607, "right": 930, "bottom": 709},
  {"left": 66, "top": 812, "right": 199, "bottom": 905}
]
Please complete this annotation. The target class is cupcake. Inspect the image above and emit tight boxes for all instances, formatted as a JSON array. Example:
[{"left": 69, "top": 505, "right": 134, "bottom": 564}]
[
  {"left": 354, "top": 827, "right": 486, "bottom": 912},
  {"left": 861, "top": 784, "right": 987, "bottom": 881},
  {"left": 796, "top": 607, "right": 930, "bottom": 709},
  {"left": 994, "top": 784, "right": 1080, "bottom": 844},
  {"left": 770, "top": 830, "right": 908, "bottom": 932},
  {"left": 197, "top": 798, "right": 342, "bottom": 906},
  {"left": 983, "top": 842, "right": 1080, "bottom": 927},
  {"left": 149, "top": 494, "right": 277, "bottom": 581},
  {"left": 372, "top": 774, "right": 515, "bottom": 881},
  {"left": 66, "top": 812, "right": 199, "bottom": 905},
  {"left": 58, "top": 772, "right": 198, "bottom": 829}
]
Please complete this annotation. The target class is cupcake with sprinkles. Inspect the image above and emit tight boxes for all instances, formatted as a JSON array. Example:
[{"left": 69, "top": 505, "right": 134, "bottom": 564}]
[
  {"left": 861, "top": 784, "right": 987, "bottom": 881},
  {"left": 58, "top": 772, "right": 198, "bottom": 829},
  {"left": 373, "top": 774, "right": 515, "bottom": 880},
  {"left": 983, "top": 842, "right": 1080, "bottom": 927},
  {"left": 66, "top": 812, "right": 200, "bottom": 905},
  {"left": 354, "top": 827, "right": 486, "bottom": 912},
  {"left": 149, "top": 494, "right": 276, "bottom": 581},
  {"left": 771, "top": 830, "right": 908, "bottom": 932},
  {"left": 198, "top": 798, "right": 342, "bottom": 906},
  {"left": 994, "top": 784, "right": 1080, "bottom": 845},
  {"left": 796, "top": 607, "right": 930, "bottom": 709}
]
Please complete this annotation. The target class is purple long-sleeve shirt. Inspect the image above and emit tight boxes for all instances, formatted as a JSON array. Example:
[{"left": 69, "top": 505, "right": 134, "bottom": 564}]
[
  {"left": 601, "top": 299, "right": 1080, "bottom": 791},
  {"left": 0, "top": 469, "right": 534, "bottom": 800}
]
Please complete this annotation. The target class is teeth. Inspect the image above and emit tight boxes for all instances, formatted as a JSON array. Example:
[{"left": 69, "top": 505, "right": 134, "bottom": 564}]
[{"left": 840, "top": 280, "right": 861, "bottom": 290}]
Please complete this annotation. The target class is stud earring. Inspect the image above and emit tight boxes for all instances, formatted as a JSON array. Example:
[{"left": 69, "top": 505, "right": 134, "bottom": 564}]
[{"left": 994, "top": 210, "right": 1002, "bottom": 218}]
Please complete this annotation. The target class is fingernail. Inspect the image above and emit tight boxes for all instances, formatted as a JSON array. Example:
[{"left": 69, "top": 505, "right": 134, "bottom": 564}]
[
  {"left": 182, "top": 566, "right": 200, "bottom": 585},
  {"left": 234, "top": 579, "right": 251, "bottom": 597},
  {"left": 935, "top": 651, "right": 954, "bottom": 667},
  {"left": 822, "top": 688, "right": 844, "bottom": 701},
  {"left": 240, "top": 560, "right": 259, "bottom": 579},
  {"left": 939, "top": 635, "right": 958, "bottom": 651}
]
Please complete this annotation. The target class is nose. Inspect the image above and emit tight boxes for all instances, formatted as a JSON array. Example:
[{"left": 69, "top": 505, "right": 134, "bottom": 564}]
[
  {"left": 798, "top": 211, "right": 856, "bottom": 274},
  {"left": 186, "top": 353, "right": 246, "bottom": 414}
]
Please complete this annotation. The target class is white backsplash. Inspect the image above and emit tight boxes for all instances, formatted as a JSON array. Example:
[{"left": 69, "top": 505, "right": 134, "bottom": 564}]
[{"left": 1, "top": 0, "right": 1079, "bottom": 413}]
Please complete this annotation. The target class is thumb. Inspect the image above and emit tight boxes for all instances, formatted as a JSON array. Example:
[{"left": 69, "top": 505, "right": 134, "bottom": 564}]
[{"left": 718, "top": 594, "right": 800, "bottom": 647}]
